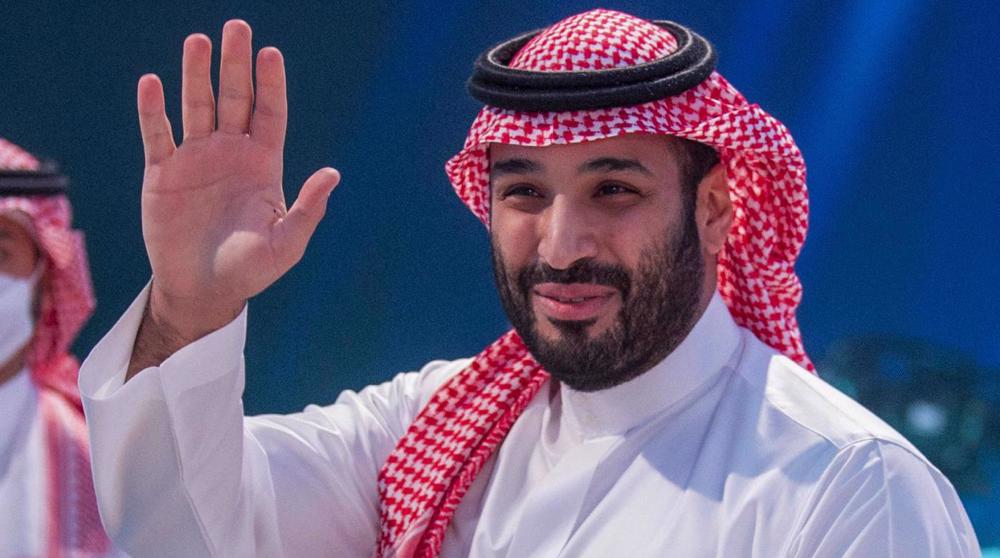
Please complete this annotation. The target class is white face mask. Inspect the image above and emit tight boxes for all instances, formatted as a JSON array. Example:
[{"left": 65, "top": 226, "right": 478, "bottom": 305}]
[{"left": 0, "top": 269, "right": 39, "bottom": 368}]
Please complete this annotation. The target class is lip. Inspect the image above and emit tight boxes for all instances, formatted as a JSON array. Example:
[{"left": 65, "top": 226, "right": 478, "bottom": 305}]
[{"left": 532, "top": 283, "right": 618, "bottom": 322}]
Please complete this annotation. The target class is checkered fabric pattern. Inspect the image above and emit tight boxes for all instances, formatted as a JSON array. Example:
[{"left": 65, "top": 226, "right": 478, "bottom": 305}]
[
  {"left": 377, "top": 9, "right": 811, "bottom": 557},
  {"left": 0, "top": 137, "right": 40, "bottom": 170},
  {"left": 1, "top": 137, "right": 107, "bottom": 555}
]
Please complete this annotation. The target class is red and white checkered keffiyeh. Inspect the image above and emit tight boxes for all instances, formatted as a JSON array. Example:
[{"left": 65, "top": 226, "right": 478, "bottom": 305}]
[
  {"left": 377, "top": 9, "right": 810, "bottom": 557},
  {"left": 0, "top": 137, "right": 108, "bottom": 555}
]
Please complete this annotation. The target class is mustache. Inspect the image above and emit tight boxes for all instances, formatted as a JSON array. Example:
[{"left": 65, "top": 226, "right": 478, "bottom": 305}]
[{"left": 516, "top": 259, "right": 631, "bottom": 299}]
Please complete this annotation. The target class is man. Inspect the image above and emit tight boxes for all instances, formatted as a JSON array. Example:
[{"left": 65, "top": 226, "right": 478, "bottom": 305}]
[
  {"left": 0, "top": 137, "right": 114, "bottom": 555},
  {"left": 80, "top": 10, "right": 980, "bottom": 557}
]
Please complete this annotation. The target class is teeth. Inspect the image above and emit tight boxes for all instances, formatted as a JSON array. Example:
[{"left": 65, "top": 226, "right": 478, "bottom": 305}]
[{"left": 556, "top": 297, "right": 587, "bottom": 303}]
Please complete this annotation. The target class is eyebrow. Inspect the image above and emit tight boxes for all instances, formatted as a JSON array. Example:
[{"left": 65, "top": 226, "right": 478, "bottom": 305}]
[
  {"left": 490, "top": 158, "right": 541, "bottom": 178},
  {"left": 490, "top": 156, "right": 653, "bottom": 179},
  {"left": 578, "top": 157, "right": 652, "bottom": 176}
]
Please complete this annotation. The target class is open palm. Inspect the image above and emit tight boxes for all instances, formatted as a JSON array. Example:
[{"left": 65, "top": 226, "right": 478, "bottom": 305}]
[{"left": 137, "top": 20, "right": 339, "bottom": 335}]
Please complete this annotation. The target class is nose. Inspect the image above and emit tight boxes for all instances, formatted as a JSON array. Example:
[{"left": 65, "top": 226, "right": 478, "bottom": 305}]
[{"left": 537, "top": 196, "right": 599, "bottom": 270}]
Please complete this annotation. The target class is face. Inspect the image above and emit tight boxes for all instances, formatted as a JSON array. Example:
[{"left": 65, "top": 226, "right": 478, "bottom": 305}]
[
  {"left": 489, "top": 134, "right": 724, "bottom": 392},
  {"left": 0, "top": 214, "right": 39, "bottom": 279}
]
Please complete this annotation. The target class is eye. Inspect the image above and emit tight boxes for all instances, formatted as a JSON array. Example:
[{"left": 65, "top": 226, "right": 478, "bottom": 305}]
[
  {"left": 499, "top": 184, "right": 543, "bottom": 200},
  {"left": 595, "top": 182, "right": 637, "bottom": 197}
]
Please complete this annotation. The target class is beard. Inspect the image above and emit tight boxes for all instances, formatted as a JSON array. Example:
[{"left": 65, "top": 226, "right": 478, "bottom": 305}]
[{"left": 491, "top": 206, "right": 705, "bottom": 392}]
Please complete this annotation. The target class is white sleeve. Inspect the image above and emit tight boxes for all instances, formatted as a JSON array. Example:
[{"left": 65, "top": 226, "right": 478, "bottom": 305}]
[
  {"left": 79, "top": 284, "right": 467, "bottom": 558},
  {"left": 786, "top": 440, "right": 982, "bottom": 558}
]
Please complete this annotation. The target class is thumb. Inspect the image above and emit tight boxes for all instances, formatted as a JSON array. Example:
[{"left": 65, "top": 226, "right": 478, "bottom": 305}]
[{"left": 272, "top": 167, "right": 341, "bottom": 268}]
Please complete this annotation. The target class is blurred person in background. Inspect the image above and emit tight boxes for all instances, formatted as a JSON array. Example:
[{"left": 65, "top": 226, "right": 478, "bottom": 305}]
[{"left": 0, "top": 137, "right": 119, "bottom": 556}]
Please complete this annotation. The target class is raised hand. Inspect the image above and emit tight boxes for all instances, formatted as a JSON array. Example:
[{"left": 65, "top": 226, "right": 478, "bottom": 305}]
[{"left": 129, "top": 20, "right": 339, "bottom": 375}]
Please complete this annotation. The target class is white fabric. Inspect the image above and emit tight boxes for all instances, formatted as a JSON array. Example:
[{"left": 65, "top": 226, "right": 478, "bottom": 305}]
[
  {"left": 0, "top": 368, "right": 129, "bottom": 557},
  {"left": 0, "top": 270, "right": 37, "bottom": 366},
  {"left": 0, "top": 368, "right": 44, "bottom": 556},
  {"left": 80, "top": 285, "right": 981, "bottom": 557}
]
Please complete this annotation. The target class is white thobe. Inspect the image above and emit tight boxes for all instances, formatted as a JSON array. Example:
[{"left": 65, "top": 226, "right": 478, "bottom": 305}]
[
  {"left": 0, "top": 368, "right": 46, "bottom": 556},
  {"left": 0, "top": 368, "right": 127, "bottom": 557},
  {"left": 80, "top": 286, "right": 981, "bottom": 557}
]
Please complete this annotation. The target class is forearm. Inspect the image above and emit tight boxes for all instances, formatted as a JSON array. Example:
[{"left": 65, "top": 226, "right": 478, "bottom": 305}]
[
  {"left": 81, "top": 286, "right": 267, "bottom": 556},
  {"left": 82, "top": 285, "right": 391, "bottom": 556}
]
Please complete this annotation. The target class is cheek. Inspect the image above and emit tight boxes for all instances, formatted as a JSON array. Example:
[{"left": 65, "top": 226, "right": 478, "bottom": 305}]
[
  {"left": 0, "top": 246, "right": 39, "bottom": 278},
  {"left": 491, "top": 209, "right": 539, "bottom": 267},
  {"left": 604, "top": 209, "right": 672, "bottom": 268}
]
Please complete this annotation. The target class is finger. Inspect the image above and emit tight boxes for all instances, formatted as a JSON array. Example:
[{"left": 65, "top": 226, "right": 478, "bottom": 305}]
[
  {"left": 181, "top": 33, "right": 215, "bottom": 140},
  {"left": 137, "top": 74, "right": 176, "bottom": 165},
  {"left": 251, "top": 47, "right": 287, "bottom": 149},
  {"left": 216, "top": 19, "right": 254, "bottom": 134},
  {"left": 272, "top": 167, "right": 341, "bottom": 268}
]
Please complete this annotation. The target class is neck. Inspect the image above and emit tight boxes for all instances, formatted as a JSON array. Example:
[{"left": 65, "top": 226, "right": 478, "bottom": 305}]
[
  {"left": 0, "top": 349, "right": 27, "bottom": 387},
  {"left": 697, "top": 259, "right": 719, "bottom": 319}
]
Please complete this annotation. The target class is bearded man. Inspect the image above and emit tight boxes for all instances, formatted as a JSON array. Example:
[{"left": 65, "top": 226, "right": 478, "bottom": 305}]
[
  {"left": 79, "top": 10, "right": 979, "bottom": 557},
  {"left": 0, "top": 138, "right": 119, "bottom": 555}
]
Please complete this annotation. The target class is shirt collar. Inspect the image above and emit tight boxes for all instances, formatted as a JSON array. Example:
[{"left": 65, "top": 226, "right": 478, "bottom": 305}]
[
  {"left": 559, "top": 291, "right": 742, "bottom": 439},
  {"left": 0, "top": 367, "right": 35, "bottom": 456}
]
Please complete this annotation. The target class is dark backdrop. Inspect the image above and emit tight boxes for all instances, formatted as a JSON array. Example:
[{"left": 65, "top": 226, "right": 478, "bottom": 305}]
[{"left": 3, "top": 0, "right": 998, "bottom": 545}]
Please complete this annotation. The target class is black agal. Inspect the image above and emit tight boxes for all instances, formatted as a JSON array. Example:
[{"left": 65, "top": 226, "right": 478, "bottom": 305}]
[{"left": 468, "top": 20, "right": 717, "bottom": 112}]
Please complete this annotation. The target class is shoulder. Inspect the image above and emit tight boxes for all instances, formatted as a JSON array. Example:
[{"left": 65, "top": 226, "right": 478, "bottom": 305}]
[
  {"left": 729, "top": 333, "right": 980, "bottom": 555},
  {"left": 245, "top": 357, "right": 474, "bottom": 467},
  {"left": 32, "top": 352, "right": 84, "bottom": 410},
  {"left": 783, "top": 435, "right": 981, "bottom": 556},
  {"left": 283, "top": 357, "right": 474, "bottom": 435},
  {"left": 334, "top": 357, "right": 473, "bottom": 411},
  {"left": 735, "top": 331, "right": 920, "bottom": 453},
  {"left": 708, "top": 329, "right": 947, "bottom": 496}
]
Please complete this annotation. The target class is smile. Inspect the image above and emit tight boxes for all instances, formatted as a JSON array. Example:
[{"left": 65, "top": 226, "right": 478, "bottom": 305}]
[{"left": 532, "top": 283, "right": 618, "bottom": 322}]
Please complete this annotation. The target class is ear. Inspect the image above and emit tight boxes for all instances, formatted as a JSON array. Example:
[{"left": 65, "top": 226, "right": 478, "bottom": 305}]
[{"left": 695, "top": 163, "right": 732, "bottom": 256}]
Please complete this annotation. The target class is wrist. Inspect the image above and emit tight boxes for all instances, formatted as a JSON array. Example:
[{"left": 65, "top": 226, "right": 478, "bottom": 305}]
[{"left": 148, "top": 280, "right": 245, "bottom": 344}]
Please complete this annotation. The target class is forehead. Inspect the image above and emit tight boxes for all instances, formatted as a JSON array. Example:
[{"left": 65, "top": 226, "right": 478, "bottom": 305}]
[{"left": 488, "top": 133, "right": 679, "bottom": 171}]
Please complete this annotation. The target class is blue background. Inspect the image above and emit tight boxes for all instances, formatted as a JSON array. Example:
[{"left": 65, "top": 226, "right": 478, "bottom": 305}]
[{"left": 3, "top": 0, "right": 998, "bottom": 547}]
